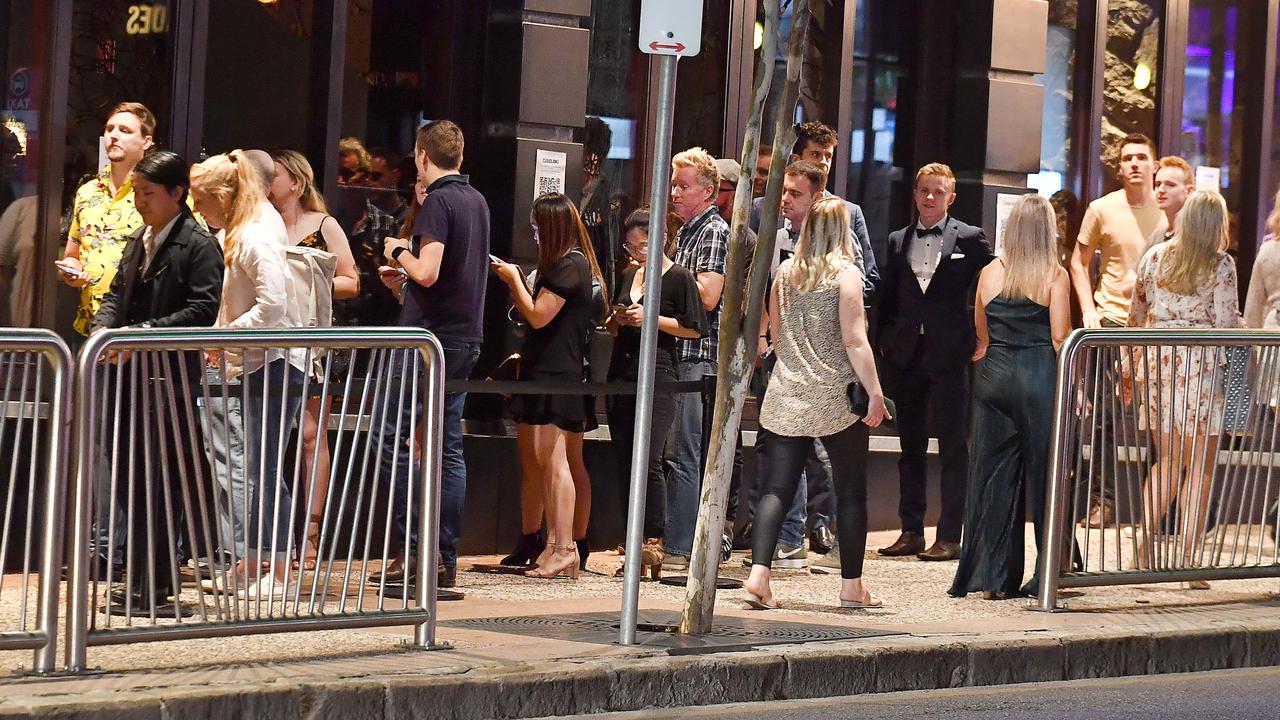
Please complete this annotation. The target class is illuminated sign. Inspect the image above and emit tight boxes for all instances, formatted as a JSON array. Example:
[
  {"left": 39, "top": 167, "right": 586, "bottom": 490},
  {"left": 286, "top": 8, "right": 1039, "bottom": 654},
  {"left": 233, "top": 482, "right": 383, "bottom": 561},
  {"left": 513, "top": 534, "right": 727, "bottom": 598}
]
[{"left": 125, "top": 4, "right": 169, "bottom": 35}]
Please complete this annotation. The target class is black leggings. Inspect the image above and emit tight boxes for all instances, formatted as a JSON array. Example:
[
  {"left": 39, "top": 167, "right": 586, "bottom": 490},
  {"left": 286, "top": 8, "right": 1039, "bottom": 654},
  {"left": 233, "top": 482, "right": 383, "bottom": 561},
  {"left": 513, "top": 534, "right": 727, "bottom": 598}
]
[{"left": 752, "top": 421, "right": 869, "bottom": 579}]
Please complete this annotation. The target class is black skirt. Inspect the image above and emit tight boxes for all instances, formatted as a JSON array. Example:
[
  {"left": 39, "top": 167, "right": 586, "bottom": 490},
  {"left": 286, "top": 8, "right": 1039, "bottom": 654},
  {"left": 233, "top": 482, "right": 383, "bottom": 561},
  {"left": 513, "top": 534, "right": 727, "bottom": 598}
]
[{"left": 508, "top": 372, "right": 598, "bottom": 433}]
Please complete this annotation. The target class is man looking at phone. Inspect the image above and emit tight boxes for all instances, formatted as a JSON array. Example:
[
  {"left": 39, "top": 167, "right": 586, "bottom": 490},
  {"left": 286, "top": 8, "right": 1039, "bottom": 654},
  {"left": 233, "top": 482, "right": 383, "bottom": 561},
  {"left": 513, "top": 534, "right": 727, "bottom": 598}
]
[
  {"left": 376, "top": 120, "right": 489, "bottom": 593},
  {"left": 58, "top": 101, "right": 156, "bottom": 336}
]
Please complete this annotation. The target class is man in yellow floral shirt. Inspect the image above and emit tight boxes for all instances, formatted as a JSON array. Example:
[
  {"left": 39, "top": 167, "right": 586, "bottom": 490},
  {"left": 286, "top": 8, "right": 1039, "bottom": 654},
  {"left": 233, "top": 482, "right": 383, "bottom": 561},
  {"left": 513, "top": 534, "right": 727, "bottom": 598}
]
[{"left": 56, "top": 102, "right": 155, "bottom": 335}]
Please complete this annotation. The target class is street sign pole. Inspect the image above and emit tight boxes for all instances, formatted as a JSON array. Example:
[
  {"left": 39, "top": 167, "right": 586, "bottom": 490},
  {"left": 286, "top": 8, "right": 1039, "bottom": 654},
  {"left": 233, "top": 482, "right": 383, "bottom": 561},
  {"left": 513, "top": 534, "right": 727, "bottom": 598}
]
[{"left": 620, "top": 0, "right": 703, "bottom": 647}]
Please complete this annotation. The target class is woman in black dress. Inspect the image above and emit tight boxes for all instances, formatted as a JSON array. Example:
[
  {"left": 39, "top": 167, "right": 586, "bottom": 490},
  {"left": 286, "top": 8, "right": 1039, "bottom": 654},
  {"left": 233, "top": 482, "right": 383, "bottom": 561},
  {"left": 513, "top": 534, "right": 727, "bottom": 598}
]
[
  {"left": 949, "top": 193, "right": 1071, "bottom": 600},
  {"left": 605, "top": 209, "right": 706, "bottom": 578},
  {"left": 492, "top": 194, "right": 607, "bottom": 580}
]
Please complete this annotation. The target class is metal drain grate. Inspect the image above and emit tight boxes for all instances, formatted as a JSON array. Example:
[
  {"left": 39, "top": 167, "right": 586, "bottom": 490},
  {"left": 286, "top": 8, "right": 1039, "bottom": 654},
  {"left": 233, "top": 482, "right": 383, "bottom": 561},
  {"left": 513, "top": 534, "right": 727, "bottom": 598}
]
[{"left": 441, "top": 610, "right": 900, "bottom": 655}]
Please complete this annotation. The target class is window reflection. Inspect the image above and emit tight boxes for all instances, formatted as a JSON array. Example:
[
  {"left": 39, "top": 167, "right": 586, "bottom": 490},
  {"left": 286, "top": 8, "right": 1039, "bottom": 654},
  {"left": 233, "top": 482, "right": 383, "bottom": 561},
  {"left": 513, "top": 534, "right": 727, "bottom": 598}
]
[{"left": 1101, "top": 1, "right": 1162, "bottom": 191}]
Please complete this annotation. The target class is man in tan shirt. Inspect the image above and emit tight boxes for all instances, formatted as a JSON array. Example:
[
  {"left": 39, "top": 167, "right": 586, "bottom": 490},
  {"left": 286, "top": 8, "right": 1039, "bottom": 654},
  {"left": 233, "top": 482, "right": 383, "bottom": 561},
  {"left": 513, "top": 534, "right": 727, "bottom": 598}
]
[{"left": 1070, "top": 133, "right": 1166, "bottom": 328}]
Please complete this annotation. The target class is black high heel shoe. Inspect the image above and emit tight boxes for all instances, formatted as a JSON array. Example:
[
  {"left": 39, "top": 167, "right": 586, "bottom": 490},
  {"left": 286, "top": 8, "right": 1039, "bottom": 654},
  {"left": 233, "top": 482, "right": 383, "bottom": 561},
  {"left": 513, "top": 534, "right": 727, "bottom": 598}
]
[
  {"left": 576, "top": 538, "right": 590, "bottom": 571},
  {"left": 501, "top": 531, "right": 544, "bottom": 567}
]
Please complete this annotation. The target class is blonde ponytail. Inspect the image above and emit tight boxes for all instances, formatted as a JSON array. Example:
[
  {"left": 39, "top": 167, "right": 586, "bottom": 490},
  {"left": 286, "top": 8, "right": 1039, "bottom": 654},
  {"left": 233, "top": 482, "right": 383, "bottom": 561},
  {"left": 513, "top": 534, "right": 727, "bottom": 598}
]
[{"left": 190, "top": 150, "right": 265, "bottom": 266}]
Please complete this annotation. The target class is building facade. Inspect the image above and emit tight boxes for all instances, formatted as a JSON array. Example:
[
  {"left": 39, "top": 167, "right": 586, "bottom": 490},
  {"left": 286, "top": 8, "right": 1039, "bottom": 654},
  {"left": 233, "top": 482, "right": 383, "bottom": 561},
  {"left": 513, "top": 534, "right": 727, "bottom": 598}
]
[{"left": 1, "top": 0, "right": 1277, "bottom": 340}]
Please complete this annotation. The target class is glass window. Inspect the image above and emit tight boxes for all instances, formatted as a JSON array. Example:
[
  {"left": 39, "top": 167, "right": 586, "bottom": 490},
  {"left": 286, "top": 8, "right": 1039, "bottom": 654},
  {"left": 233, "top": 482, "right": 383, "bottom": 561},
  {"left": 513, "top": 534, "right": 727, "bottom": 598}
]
[
  {"left": 0, "top": 0, "right": 53, "bottom": 328},
  {"left": 845, "top": 0, "right": 908, "bottom": 262},
  {"left": 1100, "top": 1, "right": 1162, "bottom": 192},
  {"left": 1030, "top": 1, "right": 1078, "bottom": 199},
  {"left": 203, "top": 0, "right": 319, "bottom": 155},
  {"left": 671, "top": 0, "right": 730, "bottom": 154}
]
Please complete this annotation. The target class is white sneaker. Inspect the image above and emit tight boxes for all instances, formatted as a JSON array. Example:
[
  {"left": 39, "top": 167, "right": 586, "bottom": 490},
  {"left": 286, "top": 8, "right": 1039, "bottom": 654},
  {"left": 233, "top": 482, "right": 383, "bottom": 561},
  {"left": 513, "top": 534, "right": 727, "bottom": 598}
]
[{"left": 237, "top": 575, "right": 286, "bottom": 601}]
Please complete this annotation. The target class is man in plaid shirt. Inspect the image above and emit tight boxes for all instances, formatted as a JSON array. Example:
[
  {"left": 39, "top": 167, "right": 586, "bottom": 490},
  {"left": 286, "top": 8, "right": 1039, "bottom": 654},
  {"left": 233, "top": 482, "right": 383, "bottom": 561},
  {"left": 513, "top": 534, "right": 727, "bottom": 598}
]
[{"left": 662, "top": 147, "right": 730, "bottom": 569}]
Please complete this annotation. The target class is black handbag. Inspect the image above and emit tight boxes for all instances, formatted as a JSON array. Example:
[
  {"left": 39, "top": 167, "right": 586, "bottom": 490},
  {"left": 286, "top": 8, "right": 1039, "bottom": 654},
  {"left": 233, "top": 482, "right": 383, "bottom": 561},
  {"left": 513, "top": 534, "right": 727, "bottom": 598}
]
[{"left": 846, "top": 380, "right": 896, "bottom": 421}]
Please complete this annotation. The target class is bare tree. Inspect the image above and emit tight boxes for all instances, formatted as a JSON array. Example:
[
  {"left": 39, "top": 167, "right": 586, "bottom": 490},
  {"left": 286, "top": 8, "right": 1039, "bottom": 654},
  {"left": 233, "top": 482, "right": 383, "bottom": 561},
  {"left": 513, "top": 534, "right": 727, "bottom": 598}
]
[{"left": 681, "top": 0, "right": 812, "bottom": 635}]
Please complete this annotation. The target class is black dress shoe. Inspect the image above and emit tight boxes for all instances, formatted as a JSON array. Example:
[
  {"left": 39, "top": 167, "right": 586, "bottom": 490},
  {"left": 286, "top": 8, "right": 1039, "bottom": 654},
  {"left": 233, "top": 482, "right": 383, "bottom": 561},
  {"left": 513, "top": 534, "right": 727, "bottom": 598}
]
[
  {"left": 917, "top": 540, "right": 960, "bottom": 561},
  {"left": 877, "top": 531, "right": 925, "bottom": 557},
  {"left": 438, "top": 563, "right": 456, "bottom": 588},
  {"left": 732, "top": 522, "right": 754, "bottom": 551},
  {"left": 809, "top": 524, "right": 835, "bottom": 555},
  {"left": 107, "top": 589, "right": 193, "bottom": 618}
]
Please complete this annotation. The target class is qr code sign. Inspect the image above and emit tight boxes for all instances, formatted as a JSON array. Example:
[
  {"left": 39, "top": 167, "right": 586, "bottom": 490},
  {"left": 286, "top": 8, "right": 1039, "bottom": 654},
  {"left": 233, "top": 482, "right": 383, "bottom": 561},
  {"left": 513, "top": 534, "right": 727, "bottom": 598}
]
[{"left": 537, "top": 175, "right": 561, "bottom": 197}]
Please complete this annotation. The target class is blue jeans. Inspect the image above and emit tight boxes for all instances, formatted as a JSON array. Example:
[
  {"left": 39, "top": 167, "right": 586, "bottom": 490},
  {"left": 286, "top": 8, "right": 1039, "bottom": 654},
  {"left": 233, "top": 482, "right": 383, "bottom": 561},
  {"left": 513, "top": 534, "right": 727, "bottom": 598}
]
[
  {"left": 663, "top": 359, "right": 714, "bottom": 558},
  {"left": 377, "top": 340, "right": 479, "bottom": 569}
]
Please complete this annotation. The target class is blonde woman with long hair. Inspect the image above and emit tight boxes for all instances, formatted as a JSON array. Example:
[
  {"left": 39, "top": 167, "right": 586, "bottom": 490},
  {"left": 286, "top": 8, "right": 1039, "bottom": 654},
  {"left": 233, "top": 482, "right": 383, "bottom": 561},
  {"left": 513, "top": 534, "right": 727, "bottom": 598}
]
[
  {"left": 948, "top": 194, "right": 1070, "bottom": 600},
  {"left": 743, "top": 197, "right": 888, "bottom": 610},
  {"left": 268, "top": 149, "right": 359, "bottom": 570},
  {"left": 1127, "top": 190, "right": 1240, "bottom": 580},
  {"left": 190, "top": 150, "right": 307, "bottom": 599}
]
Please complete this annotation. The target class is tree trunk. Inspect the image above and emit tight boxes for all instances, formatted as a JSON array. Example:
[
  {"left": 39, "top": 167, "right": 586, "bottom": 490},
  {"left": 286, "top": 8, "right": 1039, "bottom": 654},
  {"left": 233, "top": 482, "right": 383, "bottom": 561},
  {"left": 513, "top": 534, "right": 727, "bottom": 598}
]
[{"left": 681, "top": 0, "right": 811, "bottom": 635}]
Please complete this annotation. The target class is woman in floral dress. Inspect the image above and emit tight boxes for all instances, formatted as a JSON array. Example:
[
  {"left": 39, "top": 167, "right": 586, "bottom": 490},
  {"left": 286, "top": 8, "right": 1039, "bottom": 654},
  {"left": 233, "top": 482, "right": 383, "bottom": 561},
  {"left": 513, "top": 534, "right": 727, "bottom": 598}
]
[{"left": 1126, "top": 190, "right": 1240, "bottom": 575}]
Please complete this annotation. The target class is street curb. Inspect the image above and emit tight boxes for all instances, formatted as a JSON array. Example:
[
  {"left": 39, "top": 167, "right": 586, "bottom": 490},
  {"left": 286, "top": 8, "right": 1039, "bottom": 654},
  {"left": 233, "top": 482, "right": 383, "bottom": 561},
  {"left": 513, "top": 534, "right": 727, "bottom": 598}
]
[{"left": 4, "top": 623, "right": 1280, "bottom": 719}]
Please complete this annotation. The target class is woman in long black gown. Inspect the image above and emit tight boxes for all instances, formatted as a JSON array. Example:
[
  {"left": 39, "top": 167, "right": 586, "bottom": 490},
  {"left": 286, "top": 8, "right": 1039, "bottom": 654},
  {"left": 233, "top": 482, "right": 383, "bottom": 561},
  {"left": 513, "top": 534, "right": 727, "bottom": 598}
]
[{"left": 949, "top": 194, "right": 1072, "bottom": 599}]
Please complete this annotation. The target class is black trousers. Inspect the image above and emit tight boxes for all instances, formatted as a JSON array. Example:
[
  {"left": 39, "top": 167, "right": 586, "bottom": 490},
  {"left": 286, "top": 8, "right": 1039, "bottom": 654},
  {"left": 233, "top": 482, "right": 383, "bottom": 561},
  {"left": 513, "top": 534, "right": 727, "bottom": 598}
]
[
  {"left": 751, "top": 422, "right": 870, "bottom": 579},
  {"left": 607, "top": 375, "right": 678, "bottom": 539},
  {"left": 110, "top": 356, "right": 207, "bottom": 600},
  {"left": 886, "top": 360, "right": 970, "bottom": 543}
]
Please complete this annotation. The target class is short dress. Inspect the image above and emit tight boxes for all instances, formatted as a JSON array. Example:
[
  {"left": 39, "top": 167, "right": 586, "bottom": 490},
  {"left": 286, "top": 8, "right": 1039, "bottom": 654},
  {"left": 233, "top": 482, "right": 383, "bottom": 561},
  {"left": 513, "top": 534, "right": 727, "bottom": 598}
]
[
  {"left": 509, "top": 251, "right": 599, "bottom": 432},
  {"left": 758, "top": 260, "right": 861, "bottom": 438},
  {"left": 1127, "top": 244, "right": 1241, "bottom": 435}
]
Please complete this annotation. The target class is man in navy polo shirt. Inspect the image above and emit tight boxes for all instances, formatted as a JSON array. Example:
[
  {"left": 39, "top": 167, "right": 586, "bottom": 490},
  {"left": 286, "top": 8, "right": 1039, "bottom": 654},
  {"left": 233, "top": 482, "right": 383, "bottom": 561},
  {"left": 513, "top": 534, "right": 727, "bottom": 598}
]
[{"left": 377, "top": 119, "right": 489, "bottom": 591}]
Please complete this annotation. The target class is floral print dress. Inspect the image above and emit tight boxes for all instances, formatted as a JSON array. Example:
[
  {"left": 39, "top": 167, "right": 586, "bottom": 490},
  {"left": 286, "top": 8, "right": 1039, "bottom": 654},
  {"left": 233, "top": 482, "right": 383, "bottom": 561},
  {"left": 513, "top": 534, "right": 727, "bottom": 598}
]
[{"left": 1127, "top": 243, "right": 1240, "bottom": 435}]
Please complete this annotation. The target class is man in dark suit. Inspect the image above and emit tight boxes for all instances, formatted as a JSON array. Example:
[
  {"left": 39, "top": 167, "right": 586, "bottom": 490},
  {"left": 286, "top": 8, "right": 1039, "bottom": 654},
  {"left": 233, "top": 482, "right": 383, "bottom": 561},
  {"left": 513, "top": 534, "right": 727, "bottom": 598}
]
[
  {"left": 876, "top": 162, "right": 993, "bottom": 561},
  {"left": 91, "top": 150, "right": 224, "bottom": 614}
]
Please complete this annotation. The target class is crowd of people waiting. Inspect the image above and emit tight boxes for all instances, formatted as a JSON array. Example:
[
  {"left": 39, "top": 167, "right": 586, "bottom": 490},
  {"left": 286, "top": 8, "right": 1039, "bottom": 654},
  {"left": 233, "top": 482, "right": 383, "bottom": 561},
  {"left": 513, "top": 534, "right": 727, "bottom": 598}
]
[{"left": 56, "top": 99, "right": 1280, "bottom": 612}]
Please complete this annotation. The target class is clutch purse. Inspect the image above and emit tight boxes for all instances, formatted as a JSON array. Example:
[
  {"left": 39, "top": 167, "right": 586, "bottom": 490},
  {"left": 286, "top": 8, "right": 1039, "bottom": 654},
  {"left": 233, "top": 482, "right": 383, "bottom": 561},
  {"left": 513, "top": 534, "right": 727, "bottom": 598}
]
[{"left": 846, "top": 381, "right": 896, "bottom": 421}]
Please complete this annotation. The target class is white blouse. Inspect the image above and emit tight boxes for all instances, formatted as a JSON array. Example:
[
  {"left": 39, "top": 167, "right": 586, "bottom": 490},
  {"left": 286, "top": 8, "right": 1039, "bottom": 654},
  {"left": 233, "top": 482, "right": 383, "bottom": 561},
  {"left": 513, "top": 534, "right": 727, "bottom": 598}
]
[{"left": 216, "top": 208, "right": 306, "bottom": 375}]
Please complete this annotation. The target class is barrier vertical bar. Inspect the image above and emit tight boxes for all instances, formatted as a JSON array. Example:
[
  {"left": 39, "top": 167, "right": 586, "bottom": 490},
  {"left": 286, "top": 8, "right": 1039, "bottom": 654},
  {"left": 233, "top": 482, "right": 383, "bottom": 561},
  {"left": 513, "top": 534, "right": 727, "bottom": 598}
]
[
  {"left": 66, "top": 332, "right": 108, "bottom": 671},
  {"left": 416, "top": 338, "right": 445, "bottom": 649},
  {"left": 1035, "top": 330, "right": 1085, "bottom": 611},
  {"left": 34, "top": 337, "right": 73, "bottom": 673},
  {"left": 620, "top": 51, "right": 678, "bottom": 646}
]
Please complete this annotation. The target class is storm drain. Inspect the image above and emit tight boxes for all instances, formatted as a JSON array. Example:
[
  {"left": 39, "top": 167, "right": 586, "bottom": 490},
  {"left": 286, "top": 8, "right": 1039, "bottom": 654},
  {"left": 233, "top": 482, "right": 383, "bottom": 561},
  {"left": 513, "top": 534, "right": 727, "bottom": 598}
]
[{"left": 441, "top": 610, "right": 900, "bottom": 655}]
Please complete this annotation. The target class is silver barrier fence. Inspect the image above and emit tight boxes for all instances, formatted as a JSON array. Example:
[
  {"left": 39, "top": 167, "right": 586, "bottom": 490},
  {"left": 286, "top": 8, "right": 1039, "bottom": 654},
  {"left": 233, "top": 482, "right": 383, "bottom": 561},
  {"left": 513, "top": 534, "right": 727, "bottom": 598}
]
[
  {"left": 64, "top": 327, "right": 444, "bottom": 671},
  {"left": 1037, "top": 329, "right": 1280, "bottom": 610},
  {"left": 0, "top": 330, "right": 72, "bottom": 674}
]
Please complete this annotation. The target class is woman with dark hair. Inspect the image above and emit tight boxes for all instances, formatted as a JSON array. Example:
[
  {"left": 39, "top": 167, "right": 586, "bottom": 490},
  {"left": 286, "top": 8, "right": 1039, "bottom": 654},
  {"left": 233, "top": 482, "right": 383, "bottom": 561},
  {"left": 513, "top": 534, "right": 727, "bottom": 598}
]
[
  {"left": 491, "top": 193, "right": 606, "bottom": 580},
  {"left": 604, "top": 208, "right": 706, "bottom": 578}
]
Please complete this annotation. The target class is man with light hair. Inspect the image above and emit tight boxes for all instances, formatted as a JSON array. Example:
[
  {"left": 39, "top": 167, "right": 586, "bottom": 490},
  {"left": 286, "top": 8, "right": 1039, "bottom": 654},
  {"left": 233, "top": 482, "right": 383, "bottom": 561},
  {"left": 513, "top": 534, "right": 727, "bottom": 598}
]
[
  {"left": 1148, "top": 155, "right": 1195, "bottom": 251},
  {"left": 876, "top": 162, "right": 993, "bottom": 561},
  {"left": 662, "top": 146, "right": 730, "bottom": 570}
]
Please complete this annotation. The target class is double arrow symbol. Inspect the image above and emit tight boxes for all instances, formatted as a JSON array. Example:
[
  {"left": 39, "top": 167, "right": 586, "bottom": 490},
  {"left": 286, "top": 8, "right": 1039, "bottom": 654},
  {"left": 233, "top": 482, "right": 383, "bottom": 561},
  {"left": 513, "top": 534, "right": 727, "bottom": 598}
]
[{"left": 648, "top": 41, "right": 687, "bottom": 52}]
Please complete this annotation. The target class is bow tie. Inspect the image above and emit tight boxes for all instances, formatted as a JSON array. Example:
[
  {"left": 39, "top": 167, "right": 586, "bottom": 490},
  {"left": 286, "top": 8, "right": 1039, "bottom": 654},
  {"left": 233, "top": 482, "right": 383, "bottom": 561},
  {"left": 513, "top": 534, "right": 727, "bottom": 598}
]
[{"left": 917, "top": 225, "right": 942, "bottom": 237}]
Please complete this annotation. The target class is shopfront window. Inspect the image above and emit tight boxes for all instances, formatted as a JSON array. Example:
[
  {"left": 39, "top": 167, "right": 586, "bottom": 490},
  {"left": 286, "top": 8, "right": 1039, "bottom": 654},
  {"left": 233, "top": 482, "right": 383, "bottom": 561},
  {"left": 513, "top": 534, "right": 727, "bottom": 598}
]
[
  {"left": 846, "top": 0, "right": 907, "bottom": 261},
  {"left": 1101, "top": 1, "right": 1162, "bottom": 191},
  {"left": 0, "top": 1, "right": 53, "bottom": 327},
  {"left": 203, "top": 0, "right": 319, "bottom": 156},
  {"left": 671, "top": 0, "right": 730, "bottom": 154},
  {"left": 1030, "top": 1, "right": 1078, "bottom": 199}
]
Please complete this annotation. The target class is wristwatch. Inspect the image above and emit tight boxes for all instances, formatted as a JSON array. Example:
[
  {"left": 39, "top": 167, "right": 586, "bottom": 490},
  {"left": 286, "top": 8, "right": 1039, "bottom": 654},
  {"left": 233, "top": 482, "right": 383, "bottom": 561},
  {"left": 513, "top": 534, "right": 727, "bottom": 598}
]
[{"left": 391, "top": 245, "right": 408, "bottom": 262}]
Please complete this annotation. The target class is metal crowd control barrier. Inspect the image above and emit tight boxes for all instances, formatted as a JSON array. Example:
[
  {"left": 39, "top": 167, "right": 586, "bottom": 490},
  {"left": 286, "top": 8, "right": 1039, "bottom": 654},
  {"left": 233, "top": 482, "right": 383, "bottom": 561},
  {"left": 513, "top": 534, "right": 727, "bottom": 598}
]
[
  {"left": 0, "top": 330, "right": 72, "bottom": 674},
  {"left": 1037, "top": 329, "right": 1280, "bottom": 611},
  {"left": 64, "top": 327, "right": 444, "bottom": 672}
]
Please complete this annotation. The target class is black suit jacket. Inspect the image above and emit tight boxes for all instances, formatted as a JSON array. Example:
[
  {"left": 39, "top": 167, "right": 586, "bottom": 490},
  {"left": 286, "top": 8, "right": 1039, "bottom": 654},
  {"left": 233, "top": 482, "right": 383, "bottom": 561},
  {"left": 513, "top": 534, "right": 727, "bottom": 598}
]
[
  {"left": 875, "top": 216, "right": 993, "bottom": 374},
  {"left": 91, "top": 210, "right": 224, "bottom": 332}
]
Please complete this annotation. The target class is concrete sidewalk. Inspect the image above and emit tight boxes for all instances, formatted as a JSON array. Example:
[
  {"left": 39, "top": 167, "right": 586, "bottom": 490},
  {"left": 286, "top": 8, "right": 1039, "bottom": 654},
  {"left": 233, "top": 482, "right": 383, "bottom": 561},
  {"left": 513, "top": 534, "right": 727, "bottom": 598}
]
[{"left": 2, "top": 527, "right": 1279, "bottom": 719}]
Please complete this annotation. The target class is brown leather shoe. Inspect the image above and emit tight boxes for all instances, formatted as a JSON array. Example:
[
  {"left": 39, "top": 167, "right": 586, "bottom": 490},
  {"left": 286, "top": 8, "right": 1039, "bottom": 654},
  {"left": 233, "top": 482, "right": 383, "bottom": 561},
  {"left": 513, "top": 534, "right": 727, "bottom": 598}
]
[
  {"left": 877, "top": 531, "right": 925, "bottom": 557},
  {"left": 1081, "top": 502, "right": 1115, "bottom": 529},
  {"left": 917, "top": 540, "right": 960, "bottom": 561}
]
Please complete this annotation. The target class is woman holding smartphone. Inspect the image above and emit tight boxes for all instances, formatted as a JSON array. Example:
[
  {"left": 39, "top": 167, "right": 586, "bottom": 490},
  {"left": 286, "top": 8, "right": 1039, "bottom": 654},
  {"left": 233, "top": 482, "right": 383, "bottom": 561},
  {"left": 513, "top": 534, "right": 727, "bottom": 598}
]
[
  {"left": 604, "top": 208, "right": 705, "bottom": 578},
  {"left": 491, "top": 194, "right": 606, "bottom": 580}
]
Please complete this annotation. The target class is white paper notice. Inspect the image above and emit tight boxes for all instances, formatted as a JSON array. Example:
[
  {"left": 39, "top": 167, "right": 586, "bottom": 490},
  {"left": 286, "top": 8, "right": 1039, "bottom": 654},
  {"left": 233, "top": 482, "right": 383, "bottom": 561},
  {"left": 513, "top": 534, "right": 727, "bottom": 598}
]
[
  {"left": 534, "top": 149, "right": 568, "bottom": 201},
  {"left": 994, "top": 193, "right": 1021, "bottom": 256},
  {"left": 1195, "top": 165, "right": 1221, "bottom": 194}
]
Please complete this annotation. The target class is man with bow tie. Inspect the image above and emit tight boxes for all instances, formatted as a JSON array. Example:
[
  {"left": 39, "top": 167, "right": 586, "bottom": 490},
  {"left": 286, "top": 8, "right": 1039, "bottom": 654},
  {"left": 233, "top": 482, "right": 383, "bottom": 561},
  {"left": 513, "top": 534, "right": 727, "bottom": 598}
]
[{"left": 875, "top": 162, "right": 993, "bottom": 562}]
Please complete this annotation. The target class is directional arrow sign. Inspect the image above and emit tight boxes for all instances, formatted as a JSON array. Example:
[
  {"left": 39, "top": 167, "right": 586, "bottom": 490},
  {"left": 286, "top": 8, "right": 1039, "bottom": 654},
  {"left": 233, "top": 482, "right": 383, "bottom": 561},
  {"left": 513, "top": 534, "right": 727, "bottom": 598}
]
[{"left": 639, "top": 0, "right": 703, "bottom": 57}]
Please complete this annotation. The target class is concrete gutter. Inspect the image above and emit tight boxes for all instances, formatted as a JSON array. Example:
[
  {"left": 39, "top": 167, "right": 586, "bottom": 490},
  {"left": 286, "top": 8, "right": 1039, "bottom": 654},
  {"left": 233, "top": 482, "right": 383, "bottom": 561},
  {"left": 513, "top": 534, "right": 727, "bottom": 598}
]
[{"left": 2, "top": 620, "right": 1277, "bottom": 720}]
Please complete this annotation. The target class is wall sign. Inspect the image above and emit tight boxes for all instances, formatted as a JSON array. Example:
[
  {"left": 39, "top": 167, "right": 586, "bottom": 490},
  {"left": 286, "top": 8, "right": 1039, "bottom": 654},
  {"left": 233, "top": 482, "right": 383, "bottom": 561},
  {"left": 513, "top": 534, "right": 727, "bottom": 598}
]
[{"left": 126, "top": 4, "right": 169, "bottom": 35}]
